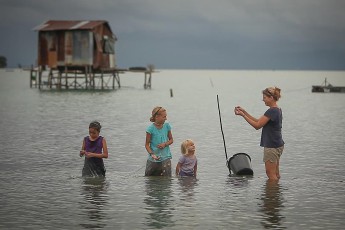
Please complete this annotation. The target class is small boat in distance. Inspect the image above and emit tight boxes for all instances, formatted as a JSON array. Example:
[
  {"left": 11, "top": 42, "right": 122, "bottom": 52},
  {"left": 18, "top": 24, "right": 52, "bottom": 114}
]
[{"left": 312, "top": 78, "right": 345, "bottom": 93}]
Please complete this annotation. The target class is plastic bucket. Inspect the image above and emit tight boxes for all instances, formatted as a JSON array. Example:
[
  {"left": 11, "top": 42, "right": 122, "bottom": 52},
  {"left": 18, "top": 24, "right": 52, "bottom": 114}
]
[{"left": 227, "top": 153, "right": 253, "bottom": 175}]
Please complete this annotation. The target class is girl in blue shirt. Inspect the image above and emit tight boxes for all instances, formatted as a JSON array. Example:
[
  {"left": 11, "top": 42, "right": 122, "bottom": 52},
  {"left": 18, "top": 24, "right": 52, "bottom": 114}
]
[
  {"left": 234, "top": 87, "right": 284, "bottom": 181},
  {"left": 145, "top": 106, "right": 174, "bottom": 176}
]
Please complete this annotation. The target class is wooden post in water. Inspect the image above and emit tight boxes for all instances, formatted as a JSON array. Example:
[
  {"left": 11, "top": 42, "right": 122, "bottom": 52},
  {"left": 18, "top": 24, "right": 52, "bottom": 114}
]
[
  {"left": 30, "top": 69, "right": 33, "bottom": 88},
  {"left": 30, "top": 65, "right": 38, "bottom": 88},
  {"left": 112, "top": 71, "right": 115, "bottom": 89},
  {"left": 115, "top": 71, "right": 120, "bottom": 88},
  {"left": 84, "top": 66, "right": 88, "bottom": 89},
  {"left": 57, "top": 70, "right": 62, "bottom": 89},
  {"left": 89, "top": 66, "right": 93, "bottom": 89},
  {"left": 65, "top": 67, "right": 68, "bottom": 89},
  {"left": 48, "top": 69, "right": 53, "bottom": 89},
  {"left": 38, "top": 66, "right": 42, "bottom": 90},
  {"left": 101, "top": 70, "right": 104, "bottom": 90},
  {"left": 93, "top": 71, "right": 96, "bottom": 89},
  {"left": 74, "top": 70, "right": 77, "bottom": 89},
  {"left": 144, "top": 71, "right": 152, "bottom": 89}
]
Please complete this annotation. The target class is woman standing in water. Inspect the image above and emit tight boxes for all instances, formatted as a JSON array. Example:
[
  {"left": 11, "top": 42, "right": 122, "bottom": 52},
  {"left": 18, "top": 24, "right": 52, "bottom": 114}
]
[{"left": 234, "top": 87, "right": 284, "bottom": 180}]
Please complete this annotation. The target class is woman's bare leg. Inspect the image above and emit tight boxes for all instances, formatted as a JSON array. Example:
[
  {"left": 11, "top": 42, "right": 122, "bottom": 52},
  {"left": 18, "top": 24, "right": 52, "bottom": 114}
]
[
  {"left": 265, "top": 161, "right": 279, "bottom": 181},
  {"left": 276, "top": 160, "right": 280, "bottom": 179}
]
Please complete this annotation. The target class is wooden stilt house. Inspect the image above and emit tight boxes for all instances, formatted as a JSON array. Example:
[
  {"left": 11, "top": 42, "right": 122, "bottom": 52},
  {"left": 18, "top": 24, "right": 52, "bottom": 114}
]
[
  {"left": 34, "top": 20, "right": 117, "bottom": 70},
  {"left": 30, "top": 20, "right": 153, "bottom": 90}
]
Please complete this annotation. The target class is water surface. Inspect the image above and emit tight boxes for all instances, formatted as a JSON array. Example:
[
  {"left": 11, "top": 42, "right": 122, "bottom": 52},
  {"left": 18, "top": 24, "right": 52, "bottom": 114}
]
[{"left": 0, "top": 69, "right": 344, "bottom": 229}]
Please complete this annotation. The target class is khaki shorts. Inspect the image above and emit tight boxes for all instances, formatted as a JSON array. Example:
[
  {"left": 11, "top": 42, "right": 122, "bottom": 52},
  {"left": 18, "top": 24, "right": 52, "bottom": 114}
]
[{"left": 263, "top": 146, "right": 284, "bottom": 163}]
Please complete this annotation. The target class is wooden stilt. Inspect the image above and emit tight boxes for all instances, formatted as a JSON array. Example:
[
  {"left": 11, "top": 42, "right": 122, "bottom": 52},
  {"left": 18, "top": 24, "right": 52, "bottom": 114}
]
[
  {"left": 85, "top": 66, "right": 88, "bottom": 89},
  {"left": 48, "top": 69, "right": 52, "bottom": 89},
  {"left": 112, "top": 71, "right": 115, "bottom": 89},
  {"left": 30, "top": 69, "right": 33, "bottom": 88},
  {"left": 65, "top": 67, "right": 68, "bottom": 89},
  {"left": 144, "top": 71, "right": 152, "bottom": 89},
  {"left": 116, "top": 71, "right": 120, "bottom": 88},
  {"left": 29, "top": 65, "right": 154, "bottom": 90},
  {"left": 38, "top": 67, "right": 42, "bottom": 90},
  {"left": 148, "top": 72, "right": 152, "bottom": 89},
  {"left": 74, "top": 70, "right": 77, "bottom": 89},
  {"left": 101, "top": 70, "right": 104, "bottom": 90},
  {"left": 93, "top": 71, "right": 95, "bottom": 89}
]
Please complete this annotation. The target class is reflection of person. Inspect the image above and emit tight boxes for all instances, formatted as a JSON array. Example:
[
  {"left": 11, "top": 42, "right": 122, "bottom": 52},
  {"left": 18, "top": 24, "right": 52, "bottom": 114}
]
[
  {"left": 144, "top": 177, "right": 174, "bottom": 228},
  {"left": 234, "top": 87, "right": 284, "bottom": 181},
  {"left": 145, "top": 106, "right": 173, "bottom": 176},
  {"left": 80, "top": 121, "right": 108, "bottom": 177},
  {"left": 177, "top": 176, "right": 198, "bottom": 201},
  {"left": 259, "top": 180, "right": 284, "bottom": 229},
  {"left": 80, "top": 177, "right": 108, "bottom": 229},
  {"left": 176, "top": 139, "right": 198, "bottom": 177}
]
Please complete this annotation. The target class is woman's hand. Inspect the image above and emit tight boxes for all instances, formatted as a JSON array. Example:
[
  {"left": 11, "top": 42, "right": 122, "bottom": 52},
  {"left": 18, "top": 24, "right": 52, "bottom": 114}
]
[{"left": 234, "top": 106, "right": 245, "bottom": 116}]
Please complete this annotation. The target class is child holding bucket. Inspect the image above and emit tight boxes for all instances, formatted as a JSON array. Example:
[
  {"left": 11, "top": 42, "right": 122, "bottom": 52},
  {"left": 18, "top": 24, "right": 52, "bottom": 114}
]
[
  {"left": 176, "top": 139, "right": 198, "bottom": 177},
  {"left": 234, "top": 87, "right": 284, "bottom": 181},
  {"left": 145, "top": 106, "right": 174, "bottom": 176},
  {"left": 80, "top": 121, "right": 108, "bottom": 177}
]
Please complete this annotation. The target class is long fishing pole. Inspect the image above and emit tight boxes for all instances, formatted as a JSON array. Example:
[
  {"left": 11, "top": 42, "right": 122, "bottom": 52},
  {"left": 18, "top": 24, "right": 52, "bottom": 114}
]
[{"left": 216, "top": 95, "right": 228, "bottom": 161}]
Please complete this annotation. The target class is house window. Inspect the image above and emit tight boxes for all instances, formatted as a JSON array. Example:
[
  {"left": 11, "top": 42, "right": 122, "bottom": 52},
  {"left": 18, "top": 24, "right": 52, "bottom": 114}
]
[{"left": 103, "top": 35, "right": 115, "bottom": 54}]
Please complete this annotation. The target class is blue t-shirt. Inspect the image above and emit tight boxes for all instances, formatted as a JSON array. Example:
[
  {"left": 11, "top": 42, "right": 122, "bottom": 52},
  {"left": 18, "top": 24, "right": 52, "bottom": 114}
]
[
  {"left": 260, "top": 107, "right": 284, "bottom": 148},
  {"left": 146, "top": 123, "right": 172, "bottom": 162}
]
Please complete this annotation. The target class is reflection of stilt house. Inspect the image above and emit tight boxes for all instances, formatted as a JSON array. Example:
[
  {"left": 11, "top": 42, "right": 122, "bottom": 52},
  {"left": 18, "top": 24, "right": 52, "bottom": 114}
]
[{"left": 30, "top": 20, "right": 152, "bottom": 90}]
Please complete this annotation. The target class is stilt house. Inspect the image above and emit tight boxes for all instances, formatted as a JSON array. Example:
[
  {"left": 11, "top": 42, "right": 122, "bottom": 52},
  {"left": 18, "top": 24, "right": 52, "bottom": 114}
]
[{"left": 34, "top": 20, "right": 117, "bottom": 70}]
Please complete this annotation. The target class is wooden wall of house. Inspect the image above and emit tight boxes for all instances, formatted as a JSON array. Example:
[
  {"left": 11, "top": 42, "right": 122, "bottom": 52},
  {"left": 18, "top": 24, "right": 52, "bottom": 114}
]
[{"left": 37, "top": 23, "right": 116, "bottom": 70}]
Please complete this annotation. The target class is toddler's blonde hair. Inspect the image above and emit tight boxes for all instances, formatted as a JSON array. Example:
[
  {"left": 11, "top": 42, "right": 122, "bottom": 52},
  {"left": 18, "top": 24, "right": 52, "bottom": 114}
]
[{"left": 181, "top": 139, "right": 194, "bottom": 156}]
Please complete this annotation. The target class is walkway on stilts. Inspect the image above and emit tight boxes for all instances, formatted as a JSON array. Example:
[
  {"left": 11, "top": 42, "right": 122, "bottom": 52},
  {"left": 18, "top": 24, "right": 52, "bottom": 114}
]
[{"left": 29, "top": 66, "right": 153, "bottom": 90}]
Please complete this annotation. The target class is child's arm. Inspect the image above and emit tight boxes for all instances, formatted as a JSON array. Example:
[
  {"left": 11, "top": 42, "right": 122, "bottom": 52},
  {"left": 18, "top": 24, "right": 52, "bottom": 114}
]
[
  {"left": 176, "top": 162, "right": 181, "bottom": 176},
  {"left": 194, "top": 161, "right": 197, "bottom": 177},
  {"left": 166, "top": 130, "right": 173, "bottom": 146},
  {"left": 80, "top": 139, "right": 86, "bottom": 157},
  {"left": 85, "top": 138, "right": 109, "bottom": 159},
  {"left": 145, "top": 132, "right": 160, "bottom": 160},
  {"left": 101, "top": 138, "right": 108, "bottom": 158},
  {"left": 157, "top": 130, "right": 174, "bottom": 149}
]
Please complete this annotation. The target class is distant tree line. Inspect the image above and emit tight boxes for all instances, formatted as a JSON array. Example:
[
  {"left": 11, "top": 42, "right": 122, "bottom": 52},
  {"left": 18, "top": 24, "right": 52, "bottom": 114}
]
[{"left": 0, "top": 56, "right": 7, "bottom": 68}]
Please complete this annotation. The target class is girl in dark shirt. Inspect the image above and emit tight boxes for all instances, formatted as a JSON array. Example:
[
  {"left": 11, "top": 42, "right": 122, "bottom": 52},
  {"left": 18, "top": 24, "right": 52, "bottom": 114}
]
[
  {"left": 234, "top": 87, "right": 284, "bottom": 181},
  {"left": 80, "top": 121, "right": 108, "bottom": 177}
]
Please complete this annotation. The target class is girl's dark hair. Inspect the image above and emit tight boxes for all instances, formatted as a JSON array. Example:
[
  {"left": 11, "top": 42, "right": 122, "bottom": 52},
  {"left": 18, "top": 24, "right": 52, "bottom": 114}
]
[{"left": 89, "top": 121, "right": 101, "bottom": 132}]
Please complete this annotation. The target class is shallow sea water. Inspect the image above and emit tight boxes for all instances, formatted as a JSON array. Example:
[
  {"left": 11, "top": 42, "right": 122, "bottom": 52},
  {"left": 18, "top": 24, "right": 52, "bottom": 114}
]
[{"left": 0, "top": 69, "right": 344, "bottom": 229}]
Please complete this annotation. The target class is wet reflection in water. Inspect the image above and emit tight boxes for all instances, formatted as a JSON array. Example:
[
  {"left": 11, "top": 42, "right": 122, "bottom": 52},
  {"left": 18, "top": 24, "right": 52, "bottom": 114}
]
[
  {"left": 144, "top": 177, "right": 174, "bottom": 229},
  {"left": 259, "top": 180, "right": 285, "bottom": 229},
  {"left": 176, "top": 176, "right": 199, "bottom": 227},
  {"left": 79, "top": 177, "right": 108, "bottom": 229},
  {"left": 177, "top": 177, "right": 198, "bottom": 194},
  {"left": 227, "top": 174, "right": 252, "bottom": 188},
  {"left": 1, "top": 70, "right": 345, "bottom": 229}
]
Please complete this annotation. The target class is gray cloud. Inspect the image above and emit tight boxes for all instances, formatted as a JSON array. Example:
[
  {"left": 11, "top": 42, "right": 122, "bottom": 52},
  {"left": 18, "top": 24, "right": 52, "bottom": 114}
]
[{"left": 0, "top": 0, "right": 344, "bottom": 69}]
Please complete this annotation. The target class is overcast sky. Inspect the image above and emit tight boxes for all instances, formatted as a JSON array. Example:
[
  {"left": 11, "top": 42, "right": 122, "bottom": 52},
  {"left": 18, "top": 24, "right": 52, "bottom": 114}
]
[{"left": 0, "top": 0, "right": 344, "bottom": 69}]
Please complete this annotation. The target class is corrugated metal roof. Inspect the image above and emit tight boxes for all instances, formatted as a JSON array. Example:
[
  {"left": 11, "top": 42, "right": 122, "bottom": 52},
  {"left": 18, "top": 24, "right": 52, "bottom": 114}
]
[{"left": 33, "top": 20, "right": 109, "bottom": 31}]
